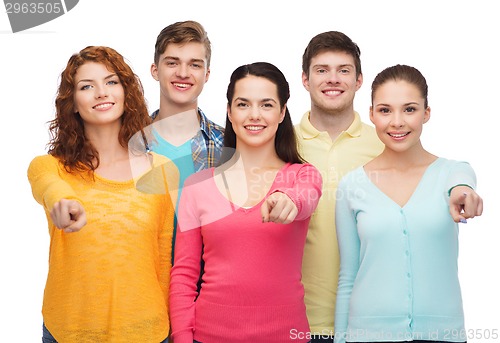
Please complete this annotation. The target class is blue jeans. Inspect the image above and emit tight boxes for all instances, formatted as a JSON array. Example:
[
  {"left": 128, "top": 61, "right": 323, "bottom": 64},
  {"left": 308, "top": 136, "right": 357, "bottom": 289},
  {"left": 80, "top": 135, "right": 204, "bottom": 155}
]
[
  {"left": 42, "top": 324, "right": 56, "bottom": 343},
  {"left": 43, "top": 323, "right": 168, "bottom": 342}
]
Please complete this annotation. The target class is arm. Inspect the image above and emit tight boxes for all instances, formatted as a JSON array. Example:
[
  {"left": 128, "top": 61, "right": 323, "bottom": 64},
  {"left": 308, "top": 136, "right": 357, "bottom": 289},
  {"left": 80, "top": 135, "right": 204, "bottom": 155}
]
[
  {"left": 446, "top": 161, "right": 483, "bottom": 223},
  {"left": 27, "top": 155, "right": 87, "bottom": 232},
  {"left": 261, "top": 163, "right": 322, "bottom": 224},
  {"left": 169, "top": 186, "right": 203, "bottom": 343},
  {"left": 334, "top": 180, "right": 361, "bottom": 343}
]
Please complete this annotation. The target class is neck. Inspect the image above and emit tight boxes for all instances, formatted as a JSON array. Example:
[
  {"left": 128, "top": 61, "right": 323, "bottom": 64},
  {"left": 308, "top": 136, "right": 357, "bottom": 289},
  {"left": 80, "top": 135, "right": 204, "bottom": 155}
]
[
  {"left": 153, "top": 108, "right": 200, "bottom": 146},
  {"left": 378, "top": 143, "right": 435, "bottom": 170},
  {"left": 156, "top": 98, "right": 198, "bottom": 120},
  {"left": 222, "top": 148, "right": 284, "bottom": 173},
  {"left": 84, "top": 124, "right": 128, "bottom": 165},
  {"left": 309, "top": 105, "right": 355, "bottom": 141}
]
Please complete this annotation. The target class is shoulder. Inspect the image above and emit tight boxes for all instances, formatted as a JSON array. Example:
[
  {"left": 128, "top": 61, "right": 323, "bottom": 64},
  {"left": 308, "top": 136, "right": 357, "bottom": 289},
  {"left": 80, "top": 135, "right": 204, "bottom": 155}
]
[
  {"left": 359, "top": 121, "right": 380, "bottom": 138},
  {"left": 433, "top": 157, "right": 472, "bottom": 171},
  {"left": 198, "top": 108, "right": 225, "bottom": 135},
  {"left": 208, "top": 119, "right": 225, "bottom": 134},
  {"left": 27, "top": 155, "right": 67, "bottom": 185},
  {"left": 436, "top": 158, "right": 476, "bottom": 181},
  {"left": 294, "top": 111, "right": 314, "bottom": 138},
  {"left": 28, "top": 154, "right": 60, "bottom": 171},
  {"left": 280, "top": 163, "right": 322, "bottom": 184},
  {"left": 295, "top": 162, "right": 321, "bottom": 175}
]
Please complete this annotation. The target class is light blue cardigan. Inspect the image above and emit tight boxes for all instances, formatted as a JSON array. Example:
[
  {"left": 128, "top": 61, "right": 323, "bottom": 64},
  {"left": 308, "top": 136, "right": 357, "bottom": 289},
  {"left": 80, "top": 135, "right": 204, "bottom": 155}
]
[{"left": 334, "top": 158, "right": 476, "bottom": 343}]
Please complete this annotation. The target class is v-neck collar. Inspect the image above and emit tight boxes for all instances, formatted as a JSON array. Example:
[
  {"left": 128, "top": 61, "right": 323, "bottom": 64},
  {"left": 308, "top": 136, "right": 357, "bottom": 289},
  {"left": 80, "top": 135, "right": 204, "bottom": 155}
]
[
  {"left": 361, "top": 158, "right": 442, "bottom": 209},
  {"left": 213, "top": 162, "right": 291, "bottom": 213}
]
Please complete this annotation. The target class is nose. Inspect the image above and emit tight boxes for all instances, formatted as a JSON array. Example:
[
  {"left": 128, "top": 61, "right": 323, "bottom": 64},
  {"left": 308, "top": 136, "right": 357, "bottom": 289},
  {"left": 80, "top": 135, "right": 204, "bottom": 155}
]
[
  {"left": 248, "top": 106, "right": 261, "bottom": 120},
  {"left": 176, "top": 63, "right": 189, "bottom": 78},
  {"left": 94, "top": 84, "right": 108, "bottom": 99},
  {"left": 391, "top": 112, "right": 405, "bottom": 127},
  {"left": 326, "top": 71, "right": 341, "bottom": 84}
]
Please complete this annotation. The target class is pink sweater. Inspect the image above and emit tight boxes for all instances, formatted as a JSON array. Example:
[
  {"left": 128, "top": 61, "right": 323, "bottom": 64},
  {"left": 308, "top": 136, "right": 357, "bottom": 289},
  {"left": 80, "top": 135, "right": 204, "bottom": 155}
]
[{"left": 169, "top": 163, "right": 322, "bottom": 343}]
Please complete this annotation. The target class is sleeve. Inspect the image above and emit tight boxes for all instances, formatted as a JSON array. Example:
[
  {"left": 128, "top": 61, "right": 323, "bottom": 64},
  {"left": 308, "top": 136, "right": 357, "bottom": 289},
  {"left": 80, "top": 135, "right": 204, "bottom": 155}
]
[
  {"left": 446, "top": 160, "right": 477, "bottom": 195},
  {"left": 27, "top": 155, "right": 82, "bottom": 211},
  {"left": 273, "top": 163, "right": 323, "bottom": 221},
  {"left": 334, "top": 178, "right": 361, "bottom": 343},
  {"left": 168, "top": 183, "right": 203, "bottom": 343}
]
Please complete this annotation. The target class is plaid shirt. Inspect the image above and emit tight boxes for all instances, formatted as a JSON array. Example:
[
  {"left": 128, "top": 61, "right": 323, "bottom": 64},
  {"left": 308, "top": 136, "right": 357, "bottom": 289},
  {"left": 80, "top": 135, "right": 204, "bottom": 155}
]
[{"left": 150, "top": 108, "right": 224, "bottom": 171}]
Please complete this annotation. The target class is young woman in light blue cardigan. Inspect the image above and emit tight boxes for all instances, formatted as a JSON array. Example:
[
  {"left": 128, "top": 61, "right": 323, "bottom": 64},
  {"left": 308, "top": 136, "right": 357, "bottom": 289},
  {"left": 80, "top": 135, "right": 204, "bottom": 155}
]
[{"left": 334, "top": 64, "right": 483, "bottom": 343}]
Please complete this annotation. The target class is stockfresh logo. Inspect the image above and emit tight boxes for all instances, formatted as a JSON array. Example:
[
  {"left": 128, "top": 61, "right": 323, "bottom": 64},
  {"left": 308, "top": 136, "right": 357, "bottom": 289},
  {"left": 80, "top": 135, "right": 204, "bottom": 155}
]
[{"left": 4, "top": 0, "right": 79, "bottom": 33}]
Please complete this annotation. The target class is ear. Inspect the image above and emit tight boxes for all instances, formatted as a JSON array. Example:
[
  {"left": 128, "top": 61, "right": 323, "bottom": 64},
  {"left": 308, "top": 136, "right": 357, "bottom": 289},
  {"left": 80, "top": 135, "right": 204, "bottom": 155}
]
[
  {"left": 205, "top": 67, "right": 210, "bottom": 83},
  {"left": 369, "top": 106, "right": 375, "bottom": 124},
  {"left": 279, "top": 104, "right": 286, "bottom": 123},
  {"left": 423, "top": 106, "right": 431, "bottom": 124},
  {"left": 227, "top": 103, "right": 233, "bottom": 123},
  {"left": 151, "top": 63, "right": 159, "bottom": 81},
  {"left": 301, "top": 71, "right": 310, "bottom": 91},
  {"left": 355, "top": 73, "right": 363, "bottom": 91}
]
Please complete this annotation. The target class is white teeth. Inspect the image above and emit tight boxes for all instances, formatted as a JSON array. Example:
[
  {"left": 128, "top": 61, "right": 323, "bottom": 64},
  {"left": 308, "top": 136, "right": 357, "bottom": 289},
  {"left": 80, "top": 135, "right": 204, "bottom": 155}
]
[
  {"left": 246, "top": 126, "right": 264, "bottom": 131},
  {"left": 324, "top": 90, "right": 341, "bottom": 96},
  {"left": 173, "top": 83, "right": 190, "bottom": 88},
  {"left": 94, "top": 103, "right": 112, "bottom": 109},
  {"left": 389, "top": 133, "right": 408, "bottom": 138}
]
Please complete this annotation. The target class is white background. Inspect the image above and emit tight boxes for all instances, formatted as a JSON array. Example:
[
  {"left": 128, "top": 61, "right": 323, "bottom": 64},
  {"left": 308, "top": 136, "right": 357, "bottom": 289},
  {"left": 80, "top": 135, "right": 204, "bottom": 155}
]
[{"left": 1, "top": 0, "right": 497, "bottom": 341}]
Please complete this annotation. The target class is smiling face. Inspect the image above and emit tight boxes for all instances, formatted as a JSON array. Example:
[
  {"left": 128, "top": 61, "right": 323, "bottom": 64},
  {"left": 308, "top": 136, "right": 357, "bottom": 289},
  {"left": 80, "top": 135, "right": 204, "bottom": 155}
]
[
  {"left": 302, "top": 50, "right": 362, "bottom": 115},
  {"left": 151, "top": 41, "right": 210, "bottom": 112},
  {"left": 73, "top": 62, "right": 125, "bottom": 128},
  {"left": 227, "top": 75, "right": 285, "bottom": 152},
  {"left": 370, "top": 79, "right": 430, "bottom": 154}
]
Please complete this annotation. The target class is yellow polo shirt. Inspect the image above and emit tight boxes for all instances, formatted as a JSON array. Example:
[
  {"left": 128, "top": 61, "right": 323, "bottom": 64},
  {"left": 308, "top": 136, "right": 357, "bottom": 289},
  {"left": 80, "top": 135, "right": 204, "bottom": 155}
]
[{"left": 295, "top": 111, "right": 384, "bottom": 335}]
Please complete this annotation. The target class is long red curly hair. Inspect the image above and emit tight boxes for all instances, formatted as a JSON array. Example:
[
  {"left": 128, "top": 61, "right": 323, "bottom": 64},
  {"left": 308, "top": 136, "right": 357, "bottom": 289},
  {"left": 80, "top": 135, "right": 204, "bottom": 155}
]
[{"left": 47, "top": 46, "right": 152, "bottom": 173}]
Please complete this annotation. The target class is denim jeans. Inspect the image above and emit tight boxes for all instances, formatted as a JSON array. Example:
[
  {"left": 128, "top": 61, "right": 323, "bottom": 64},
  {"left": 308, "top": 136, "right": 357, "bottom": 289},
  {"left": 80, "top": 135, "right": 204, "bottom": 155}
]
[
  {"left": 42, "top": 323, "right": 169, "bottom": 343},
  {"left": 42, "top": 324, "right": 57, "bottom": 343}
]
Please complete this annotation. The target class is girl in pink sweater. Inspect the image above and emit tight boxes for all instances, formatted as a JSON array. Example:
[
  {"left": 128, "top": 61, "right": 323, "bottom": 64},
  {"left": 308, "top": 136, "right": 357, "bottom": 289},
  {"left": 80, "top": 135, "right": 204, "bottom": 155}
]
[{"left": 169, "top": 62, "right": 322, "bottom": 343}]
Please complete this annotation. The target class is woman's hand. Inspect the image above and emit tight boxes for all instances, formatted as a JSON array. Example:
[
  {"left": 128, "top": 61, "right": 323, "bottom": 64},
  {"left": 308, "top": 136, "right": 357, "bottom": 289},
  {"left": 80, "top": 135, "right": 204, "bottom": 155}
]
[
  {"left": 261, "top": 192, "right": 298, "bottom": 224},
  {"left": 50, "top": 199, "right": 87, "bottom": 233}
]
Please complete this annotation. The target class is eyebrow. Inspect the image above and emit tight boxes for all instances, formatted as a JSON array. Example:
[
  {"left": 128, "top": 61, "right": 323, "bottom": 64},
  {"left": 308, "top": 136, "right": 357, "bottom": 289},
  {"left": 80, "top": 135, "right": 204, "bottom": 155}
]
[
  {"left": 234, "top": 97, "right": 277, "bottom": 103},
  {"left": 313, "top": 63, "right": 354, "bottom": 69},
  {"left": 76, "top": 73, "right": 118, "bottom": 85},
  {"left": 375, "top": 101, "right": 420, "bottom": 107},
  {"left": 162, "top": 56, "right": 205, "bottom": 64}
]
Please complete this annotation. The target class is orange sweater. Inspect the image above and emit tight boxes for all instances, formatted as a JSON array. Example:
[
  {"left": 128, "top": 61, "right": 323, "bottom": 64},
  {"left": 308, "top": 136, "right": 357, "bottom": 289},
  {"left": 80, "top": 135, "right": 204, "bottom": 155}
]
[{"left": 28, "top": 154, "right": 175, "bottom": 343}]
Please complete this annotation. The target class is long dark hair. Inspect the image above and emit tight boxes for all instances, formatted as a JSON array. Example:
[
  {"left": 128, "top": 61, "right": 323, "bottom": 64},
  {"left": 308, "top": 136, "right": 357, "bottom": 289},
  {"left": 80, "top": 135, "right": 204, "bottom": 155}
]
[{"left": 220, "top": 62, "right": 304, "bottom": 165}]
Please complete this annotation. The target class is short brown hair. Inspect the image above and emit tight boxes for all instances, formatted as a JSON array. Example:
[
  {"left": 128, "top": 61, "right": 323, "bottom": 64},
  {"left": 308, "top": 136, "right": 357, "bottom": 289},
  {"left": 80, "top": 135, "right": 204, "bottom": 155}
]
[
  {"left": 302, "top": 31, "right": 361, "bottom": 78},
  {"left": 154, "top": 20, "right": 211, "bottom": 67}
]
